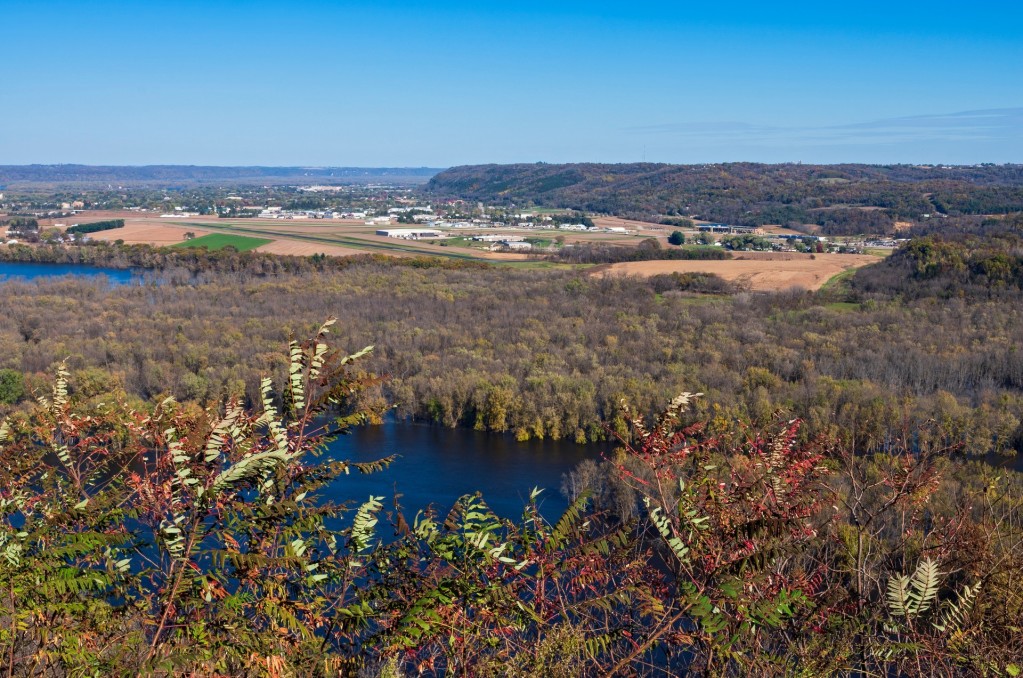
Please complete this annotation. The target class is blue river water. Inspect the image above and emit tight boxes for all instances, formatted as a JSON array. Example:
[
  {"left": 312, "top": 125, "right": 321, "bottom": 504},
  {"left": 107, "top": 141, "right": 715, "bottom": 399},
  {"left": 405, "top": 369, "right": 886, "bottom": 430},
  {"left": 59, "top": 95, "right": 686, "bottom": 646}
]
[
  {"left": 0, "top": 261, "right": 139, "bottom": 285},
  {"left": 321, "top": 418, "right": 1023, "bottom": 529},
  {"left": 323, "top": 417, "right": 606, "bottom": 522}
]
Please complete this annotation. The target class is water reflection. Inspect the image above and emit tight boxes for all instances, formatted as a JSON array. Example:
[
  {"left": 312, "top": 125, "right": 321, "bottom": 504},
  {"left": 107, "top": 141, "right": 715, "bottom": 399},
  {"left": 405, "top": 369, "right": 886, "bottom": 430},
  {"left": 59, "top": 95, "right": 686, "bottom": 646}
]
[
  {"left": 0, "top": 261, "right": 139, "bottom": 285},
  {"left": 323, "top": 418, "right": 606, "bottom": 521}
]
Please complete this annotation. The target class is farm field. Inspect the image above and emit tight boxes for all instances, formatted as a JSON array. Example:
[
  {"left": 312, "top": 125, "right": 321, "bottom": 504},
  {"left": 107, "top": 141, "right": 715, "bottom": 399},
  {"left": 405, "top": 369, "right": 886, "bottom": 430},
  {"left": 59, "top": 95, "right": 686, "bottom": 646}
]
[
  {"left": 596, "top": 251, "right": 881, "bottom": 292},
  {"left": 759, "top": 224, "right": 807, "bottom": 236},
  {"left": 591, "top": 216, "right": 664, "bottom": 235},
  {"left": 171, "top": 233, "right": 271, "bottom": 252},
  {"left": 37, "top": 210, "right": 142, "bottom": 228},
  {"left": 54, "top": 212, "right": 637, "bottom": 263},
  {"left": 36, "top": 210, "right": 854, "bottom": 269},
  {"left": 85, "top": 221, "right": 212, "bottom": 245},
  {"left": 254, "top": 240, "right": 366, "bottom": 257},
  {"left": 185, "top": 221, "right": 487, "bottom": 259}
]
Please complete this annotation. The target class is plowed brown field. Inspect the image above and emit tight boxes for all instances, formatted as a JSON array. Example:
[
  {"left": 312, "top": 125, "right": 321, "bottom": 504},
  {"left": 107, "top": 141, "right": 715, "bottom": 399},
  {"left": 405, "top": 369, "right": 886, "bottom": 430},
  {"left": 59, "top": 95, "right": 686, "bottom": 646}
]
[
  {"left": 596, "top": 252, "right": 879, "bottom": 292},
  {"left": 254, "top": 240, "right": 371, "bottom": 257},
  {"left": 87, "top": 221, "right": 210, "bottom": 245}
]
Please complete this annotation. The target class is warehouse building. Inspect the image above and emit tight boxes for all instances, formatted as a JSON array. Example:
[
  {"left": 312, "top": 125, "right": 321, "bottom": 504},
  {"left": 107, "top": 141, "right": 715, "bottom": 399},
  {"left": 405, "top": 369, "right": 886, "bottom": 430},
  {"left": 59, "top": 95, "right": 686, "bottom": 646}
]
[{"left": 375, "top": 228, "right": 443, "bottom": 239}]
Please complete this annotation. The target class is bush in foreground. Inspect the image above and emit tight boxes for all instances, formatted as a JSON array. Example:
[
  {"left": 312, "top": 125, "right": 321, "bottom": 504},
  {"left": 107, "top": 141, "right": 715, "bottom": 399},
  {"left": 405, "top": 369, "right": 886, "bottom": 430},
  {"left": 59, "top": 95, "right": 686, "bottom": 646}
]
[{"left": 0, "top": 322, "right": 1021, "bottom": 675}]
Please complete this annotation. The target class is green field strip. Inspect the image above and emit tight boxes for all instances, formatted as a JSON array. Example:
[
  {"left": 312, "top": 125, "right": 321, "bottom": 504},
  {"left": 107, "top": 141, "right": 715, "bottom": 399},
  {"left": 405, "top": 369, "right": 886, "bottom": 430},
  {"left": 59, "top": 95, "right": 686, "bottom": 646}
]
[
  {"left": 176, "top": 222, "right": 486, "bottom": 260},
  {"left": 170, "top": 233, "right": 271, "bottom": 251},
  {"left": 166, "top": 222, "right": 582, "bottom": 269}
]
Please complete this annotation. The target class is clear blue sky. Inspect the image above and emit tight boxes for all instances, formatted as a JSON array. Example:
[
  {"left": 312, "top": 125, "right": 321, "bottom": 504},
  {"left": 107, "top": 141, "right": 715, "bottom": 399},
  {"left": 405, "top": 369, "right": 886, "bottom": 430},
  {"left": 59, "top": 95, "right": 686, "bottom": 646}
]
[{"left": 3, "top": 0, "right": 1020, "bottom": 166}]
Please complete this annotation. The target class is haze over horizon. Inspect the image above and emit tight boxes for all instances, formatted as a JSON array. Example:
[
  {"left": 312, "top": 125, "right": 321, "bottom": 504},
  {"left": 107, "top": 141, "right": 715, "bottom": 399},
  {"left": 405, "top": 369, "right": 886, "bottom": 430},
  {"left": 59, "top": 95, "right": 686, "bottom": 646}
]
[{"left": 4, "top": 0, "right": 1020, "bottom": 166}]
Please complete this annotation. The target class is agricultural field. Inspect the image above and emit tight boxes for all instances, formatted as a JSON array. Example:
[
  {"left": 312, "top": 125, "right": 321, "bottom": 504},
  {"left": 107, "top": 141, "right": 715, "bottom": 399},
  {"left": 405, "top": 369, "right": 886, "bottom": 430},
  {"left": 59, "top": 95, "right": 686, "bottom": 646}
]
[
  {"left": 253, "top": 240, "right": 365, "bottom": 257},
  {"left": 84, "top": 221, "right": 209, "bottom": 245},
  {"left": 31, "top": 210, "right": 882, "bottom": 286},
  {"left": 171, "top": 233, "right": 271, "bottom": 252},
  {"left": 27, "top": 206, "right": 681, "bottom": 263},
  {"left": 49, "top": 212, "right": 635, "bottom": 263},
  {"left": 596, "top": 251, "right": 881, "bottom": 291},
  {"left": 591, "top": 216, "right": 664, "bottom": 234}
]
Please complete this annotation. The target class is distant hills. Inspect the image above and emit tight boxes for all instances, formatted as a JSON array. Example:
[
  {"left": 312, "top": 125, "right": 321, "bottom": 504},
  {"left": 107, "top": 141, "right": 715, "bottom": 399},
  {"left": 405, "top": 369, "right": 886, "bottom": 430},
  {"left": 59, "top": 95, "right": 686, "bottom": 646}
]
[
  {"left": 425, "top": 162, "right": 1023, "bottom": 233},
  {"left": 7, "top": 162, "right": 1023, "bottom": 236},
  {"left": 0, "top": 165, "right": 444, "bottom": 187}
]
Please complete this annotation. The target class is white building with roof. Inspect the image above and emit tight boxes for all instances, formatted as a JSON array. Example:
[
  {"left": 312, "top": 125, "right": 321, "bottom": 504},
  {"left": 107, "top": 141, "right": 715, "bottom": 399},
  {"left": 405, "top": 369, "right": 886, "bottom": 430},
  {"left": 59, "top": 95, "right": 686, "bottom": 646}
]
[{"left": 376, "top": 228, "right": 443, "bottom": 239}]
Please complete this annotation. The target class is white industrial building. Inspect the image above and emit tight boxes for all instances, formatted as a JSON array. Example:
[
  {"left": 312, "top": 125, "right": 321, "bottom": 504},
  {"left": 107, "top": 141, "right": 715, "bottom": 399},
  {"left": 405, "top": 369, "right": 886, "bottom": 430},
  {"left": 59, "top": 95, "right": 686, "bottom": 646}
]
[
  {"left": 376, "top": 228, "right": 443, "bottom": 239},
  {"left": 472, "top": 234, "right": 524, "bottom": 242},
  {"left": 498, "top": 240, "right": 532, "bottom": 250}
]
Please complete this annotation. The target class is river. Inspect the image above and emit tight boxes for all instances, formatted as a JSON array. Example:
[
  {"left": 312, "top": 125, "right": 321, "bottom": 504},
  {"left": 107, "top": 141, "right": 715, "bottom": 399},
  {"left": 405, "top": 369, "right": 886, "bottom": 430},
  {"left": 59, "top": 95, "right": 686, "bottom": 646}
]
[
  {"left": 323, "top": 417, "right": 606, "bottom": 522},
  {"left": 0, "top": 260, "right": 140, "bottom": 285}
]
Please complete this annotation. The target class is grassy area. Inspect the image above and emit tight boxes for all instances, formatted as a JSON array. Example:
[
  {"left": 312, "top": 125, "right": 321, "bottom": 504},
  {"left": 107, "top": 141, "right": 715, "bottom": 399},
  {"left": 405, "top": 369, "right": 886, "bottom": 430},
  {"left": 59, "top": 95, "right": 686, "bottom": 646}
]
[
  {"left": 677, "top": 294, "right": 730, "bottom": 306},
  {"left": 819, "top": 267, "right": 861, "bottom": 294},
  {"left": 439, "top": 236, "right": 480, "bottom": 249},
  {"left": 490, "top": 260, "right": 579, "bottom": 270},
  {"left": 171, "top": 233, "right": 271, "bottom": 252},
  {"left": 166, "top": 222, "right": 605, "bottom": 265},
  {"left": 680, "top": 245, "right": 727, "bottom": 254},
  {"left": 525, "top": 237, "right": 557, "bottom": 248},
  {"left": 823, "top": 301, "right": 861, "bottom": 312},
  {"left": 182, "top": 222, "right": 487, "bottom": 260}
]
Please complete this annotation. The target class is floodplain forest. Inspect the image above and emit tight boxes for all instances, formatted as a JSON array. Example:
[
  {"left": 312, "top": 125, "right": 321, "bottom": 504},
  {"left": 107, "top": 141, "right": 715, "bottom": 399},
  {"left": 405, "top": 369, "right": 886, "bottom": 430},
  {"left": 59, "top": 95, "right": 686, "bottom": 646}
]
[{"left": 2, "top": 230, "right": 1023, "bottom": 458}]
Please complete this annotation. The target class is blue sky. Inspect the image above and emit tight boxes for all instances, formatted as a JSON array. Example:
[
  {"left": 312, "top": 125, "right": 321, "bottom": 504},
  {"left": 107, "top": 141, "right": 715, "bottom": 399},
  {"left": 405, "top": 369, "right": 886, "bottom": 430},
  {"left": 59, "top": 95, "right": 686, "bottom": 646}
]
[{"left": 2, "top": 0, "right": 1020, "bottom": 166}]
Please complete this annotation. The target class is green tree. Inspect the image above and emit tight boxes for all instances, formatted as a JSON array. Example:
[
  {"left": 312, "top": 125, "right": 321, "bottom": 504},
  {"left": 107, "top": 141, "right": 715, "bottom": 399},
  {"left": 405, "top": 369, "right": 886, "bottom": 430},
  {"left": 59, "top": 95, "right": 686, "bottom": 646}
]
[
  {"left": 0, "top": 369, "right": 24, "bottom": 404},
  {"left": 668, "top": 230, "right": 685, "bottom": 246}
]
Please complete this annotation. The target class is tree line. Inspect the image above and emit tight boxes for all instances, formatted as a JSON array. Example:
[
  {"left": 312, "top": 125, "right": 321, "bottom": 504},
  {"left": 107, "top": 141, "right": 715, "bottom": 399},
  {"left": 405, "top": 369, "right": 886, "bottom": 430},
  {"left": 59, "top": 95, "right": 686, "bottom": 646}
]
[
  {"left": 549, "top": 238, "right": 730, "bottom": 264},
  {"left": 66, "top": 219, "right": 124, "bottom": 235}
]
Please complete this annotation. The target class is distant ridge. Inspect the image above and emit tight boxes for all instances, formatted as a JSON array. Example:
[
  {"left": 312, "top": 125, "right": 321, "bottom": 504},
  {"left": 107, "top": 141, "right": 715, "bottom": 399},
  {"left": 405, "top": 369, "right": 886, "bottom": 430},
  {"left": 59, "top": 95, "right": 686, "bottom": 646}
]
[
  {"left": 425, "top": 162, "right": 1023, "bottom": 231},
  {"left": 0, "top": 165, "right": 445, "bottom": 187}
]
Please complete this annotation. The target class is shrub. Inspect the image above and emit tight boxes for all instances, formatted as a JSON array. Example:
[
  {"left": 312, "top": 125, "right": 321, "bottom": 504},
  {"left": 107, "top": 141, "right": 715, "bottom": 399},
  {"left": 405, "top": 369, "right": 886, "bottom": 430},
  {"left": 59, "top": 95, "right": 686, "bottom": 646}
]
[{"left": 1, "top": 327, "right": 1021, "bottom": 675}]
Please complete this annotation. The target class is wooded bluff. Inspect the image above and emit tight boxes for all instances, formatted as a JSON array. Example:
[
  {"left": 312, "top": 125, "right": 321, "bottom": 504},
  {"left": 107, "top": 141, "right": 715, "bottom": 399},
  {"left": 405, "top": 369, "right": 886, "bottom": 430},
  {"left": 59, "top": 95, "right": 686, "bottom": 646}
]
[{"left": 425, "top": 162, "right": 1023, "bottom": 232}]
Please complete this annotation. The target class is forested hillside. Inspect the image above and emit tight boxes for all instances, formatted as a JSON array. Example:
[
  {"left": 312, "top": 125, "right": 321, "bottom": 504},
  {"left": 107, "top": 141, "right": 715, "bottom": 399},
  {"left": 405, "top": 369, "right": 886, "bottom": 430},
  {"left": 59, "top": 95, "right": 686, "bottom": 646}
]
[{"left": 425, "top": 162, "right": 1023, "bottom": 233}]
